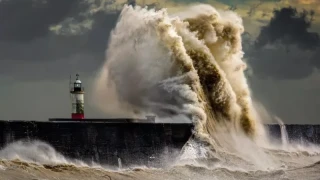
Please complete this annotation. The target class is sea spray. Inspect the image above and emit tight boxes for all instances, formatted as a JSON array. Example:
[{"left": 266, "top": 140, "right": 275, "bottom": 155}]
[
  {"left": 275, "top": 116, "right": 289, "bottom": 150},
  {"left": 118, "top": 157, "right": 122, "bottom": 170},
  {"left": 0, "top": 140, "right": 87, "bottom": 166},
  {"left": 92, "top": 4, "right": 273, "bottom": 169},
  {"left": 181, "top": 6, "right": 256, "bottom": 137}
]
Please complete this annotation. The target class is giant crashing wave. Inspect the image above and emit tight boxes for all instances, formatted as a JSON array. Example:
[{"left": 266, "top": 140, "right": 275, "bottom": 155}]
[
  {"left": 92, "top": 4, "right": 267, "bottom": 160},
  {"left": 1, "top": 5, "right": 320, "bottom": 179}
]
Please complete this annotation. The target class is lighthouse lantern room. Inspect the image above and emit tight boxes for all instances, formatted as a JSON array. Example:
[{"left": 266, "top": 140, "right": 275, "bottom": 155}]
[{"left": 70, "top": 74, "right": 84, "bottom": 119}]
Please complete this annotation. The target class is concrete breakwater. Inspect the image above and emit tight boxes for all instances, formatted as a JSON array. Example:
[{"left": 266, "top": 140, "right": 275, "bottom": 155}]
[
  {"left": 0, "top": 120, "right": 192, "bottom": 168},
  {"left": 266, "top": 124, "right": 320, "bottom": 145},
  {"left": 0, "top": 120, "right": 319, "bottom": 167}
]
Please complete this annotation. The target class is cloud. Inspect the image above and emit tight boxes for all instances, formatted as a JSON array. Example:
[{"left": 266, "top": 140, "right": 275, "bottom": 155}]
[
  {"left": 0, "top": 0, "right": 78, "bottom": 42},
  {"left": 1, "top": 0, "right": 320, "bottom": 82},
  {"left": 255, "top": 6, "right": 319, "bottom": 50},
  {"left": 246, "top": 6, "right": 320, "bottom": 79},
  {"left": 0, "top": 0, "right": 120, "bottom": 80},
  {"left": 215, "top": 0, "right": 320, "bottom": 38}
]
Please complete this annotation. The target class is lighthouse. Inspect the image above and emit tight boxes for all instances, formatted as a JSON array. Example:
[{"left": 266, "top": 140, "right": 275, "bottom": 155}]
[{"left": 70, "top": 74, "right": 85, "bottom": 119}]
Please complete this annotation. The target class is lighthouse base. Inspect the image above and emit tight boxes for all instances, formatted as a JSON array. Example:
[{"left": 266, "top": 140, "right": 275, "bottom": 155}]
[{"left": 71, "top": 113, "right": 84, "bottom": 119}]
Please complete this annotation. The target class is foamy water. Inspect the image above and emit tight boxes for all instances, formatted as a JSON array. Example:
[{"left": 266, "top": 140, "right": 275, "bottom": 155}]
[
  {"left": 1, "top": 4, "right": 319, "bottom": 180},
  {"left": 0, "top": 139, "right": 320, "bottom": 180}
]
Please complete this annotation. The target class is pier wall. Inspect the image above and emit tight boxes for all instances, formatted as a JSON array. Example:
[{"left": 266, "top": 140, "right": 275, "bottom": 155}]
[
  {"left": 0, "top": 120, "right": 192, "bottom": 168},
  {"left": 266, "top": 124, "right": 320, "bottom": 144},
  {"left": 0, "top": 121, "right": 320, "bottom": 167}
]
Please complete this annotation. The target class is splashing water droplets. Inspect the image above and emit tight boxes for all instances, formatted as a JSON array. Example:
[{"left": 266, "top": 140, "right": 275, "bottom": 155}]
[
  {"left": 89, "top": 4, "right": 320, "bottom": 172},
  {"left": 90, "top": 4, "right": 274, "bottom": 169}
]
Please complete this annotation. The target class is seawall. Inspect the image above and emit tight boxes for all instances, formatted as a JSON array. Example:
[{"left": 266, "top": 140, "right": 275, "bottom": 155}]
[
  {"left": 266, "top": 124, "right": 320, "bottom": 144},
  {"left": 0, "top": 120, "right": 192, "bottom": 168},
  {"left": 0, "top": 120, "right": 319, "bottom": 167}
]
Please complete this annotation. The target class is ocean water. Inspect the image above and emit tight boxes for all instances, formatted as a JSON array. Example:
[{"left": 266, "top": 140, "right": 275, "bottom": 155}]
[
  {"left": 0, "top": 142, "right": 320, "bottom": 180},
  {"left": 1, "top": 4, "right": 318, "bottom": 180}
]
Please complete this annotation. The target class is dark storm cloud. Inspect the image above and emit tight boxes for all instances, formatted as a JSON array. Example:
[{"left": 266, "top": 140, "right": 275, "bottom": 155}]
[
  {"left": 246, "top": 7, "right": 320, "bottom": 80},
  {"left": 0, "top": 0, "right": 78, "bottom": 42},
  {"left": 0, "top": 0, "right": 121, "bottom": 80},
  {"left": 255, "top": 7, "right": 319, "bottom": 50},
  {"left": 0, "top": 0, "right": 120, "bottom": 59}
]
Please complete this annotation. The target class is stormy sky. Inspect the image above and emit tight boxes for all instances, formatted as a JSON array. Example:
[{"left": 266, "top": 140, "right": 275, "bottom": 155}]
[{"left": 0, "top": 0, "right": 319, "bottom": 124}]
